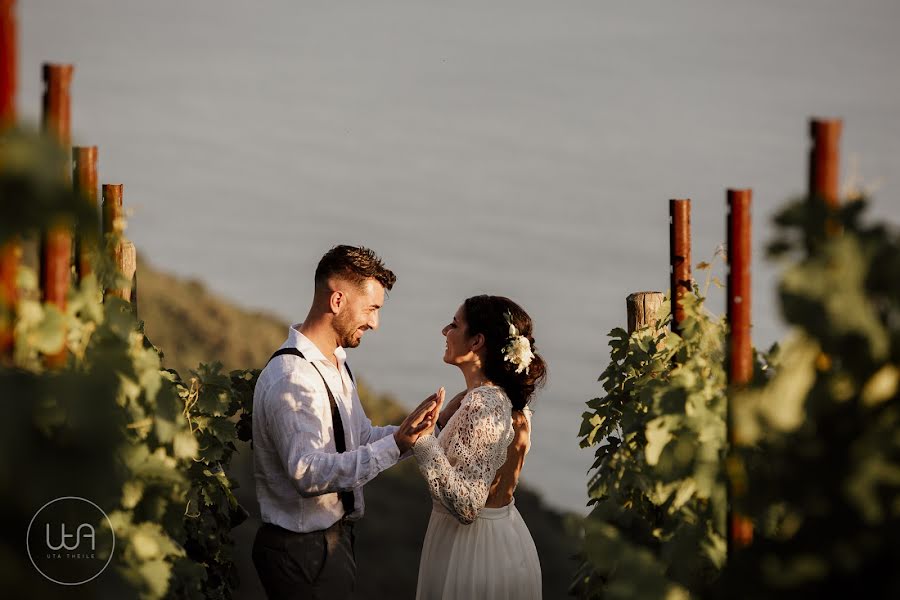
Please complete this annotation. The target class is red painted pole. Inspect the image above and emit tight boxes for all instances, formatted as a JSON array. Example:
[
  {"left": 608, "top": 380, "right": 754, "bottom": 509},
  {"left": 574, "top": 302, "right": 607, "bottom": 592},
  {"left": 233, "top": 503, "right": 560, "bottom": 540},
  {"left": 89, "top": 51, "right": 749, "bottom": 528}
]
[
  {"left": 669, "top": 199, "right": 692, "bottom": 335},
  {"left": 0, "top": 0, "right": 16, "bottom": 127},
  {"left": 726, "top": 188, "right": 753, "bottom": 551},
  {"left": 0, "top": 0, "right": 17, "bottom": 359},
  {"left": 42, "top": 64, "right": 73, "bottom": 152},
  {"left": 73, "top": 146, "right": 99, "bottom": 280},
  {"left": 41, "top": 63, "right": 74, "bottom": 368},
  {"left": 41, "top": 227, "right": 71, "bottom": 309},
  {"left": 727, "top": 189, "right": 752, "bottom": 386},
  {"left": 809, "top": 118, "right": 842, "bottom": 207},
  {"left": 0, "top": 240, "right": 18, "bottom": 358},
  {"left": 809, "top": 118, "right": 843, "bottom": 239}
]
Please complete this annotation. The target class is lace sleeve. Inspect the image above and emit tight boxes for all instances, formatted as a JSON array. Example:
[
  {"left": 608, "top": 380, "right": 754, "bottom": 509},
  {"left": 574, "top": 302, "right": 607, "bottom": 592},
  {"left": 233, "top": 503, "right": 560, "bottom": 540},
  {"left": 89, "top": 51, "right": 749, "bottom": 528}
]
[{"left": 413, "top": 386, "right": 513, "bottom": 524}]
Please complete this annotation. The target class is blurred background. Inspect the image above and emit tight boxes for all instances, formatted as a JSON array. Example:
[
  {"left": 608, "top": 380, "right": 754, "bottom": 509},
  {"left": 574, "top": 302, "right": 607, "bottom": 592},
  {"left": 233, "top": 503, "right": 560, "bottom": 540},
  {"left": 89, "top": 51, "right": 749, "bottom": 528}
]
[{"left": 17, "top": 0, "right": 900, "bottom": 515}]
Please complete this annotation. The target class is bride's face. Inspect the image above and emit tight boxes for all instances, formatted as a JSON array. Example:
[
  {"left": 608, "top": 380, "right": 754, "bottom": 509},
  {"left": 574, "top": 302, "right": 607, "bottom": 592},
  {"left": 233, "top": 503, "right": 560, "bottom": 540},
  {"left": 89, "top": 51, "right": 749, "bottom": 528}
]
[{"left": 441, "top": 305, "right": 477, "bottom": 366}]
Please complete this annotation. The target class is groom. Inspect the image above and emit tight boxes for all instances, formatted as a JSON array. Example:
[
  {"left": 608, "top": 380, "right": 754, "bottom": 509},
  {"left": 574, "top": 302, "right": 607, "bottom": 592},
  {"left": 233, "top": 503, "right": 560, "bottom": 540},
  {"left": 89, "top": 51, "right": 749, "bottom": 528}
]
[{"left": 251, "top": 244, "right": 440, "bottom": 599}]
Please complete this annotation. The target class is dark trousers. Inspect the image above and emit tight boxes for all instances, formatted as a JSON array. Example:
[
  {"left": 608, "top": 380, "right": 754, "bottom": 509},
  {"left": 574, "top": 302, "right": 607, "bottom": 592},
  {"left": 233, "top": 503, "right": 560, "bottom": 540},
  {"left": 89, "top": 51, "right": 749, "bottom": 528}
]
[{"left": 252, "top": 520, "right": 356, "bottom": 600}]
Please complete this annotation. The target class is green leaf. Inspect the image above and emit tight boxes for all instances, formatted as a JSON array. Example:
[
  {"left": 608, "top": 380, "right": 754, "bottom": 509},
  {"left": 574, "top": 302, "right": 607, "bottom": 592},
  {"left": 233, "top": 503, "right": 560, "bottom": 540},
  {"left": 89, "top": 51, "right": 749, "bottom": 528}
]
[
  {"left": 645, "top": 416, "right": 675, "bottom": 467},
  {"left": 24, "top": 303, "right": 67, "bottom": 353},
  {"left": 173, "top": 429, "right": 199, "bottom": 460}
]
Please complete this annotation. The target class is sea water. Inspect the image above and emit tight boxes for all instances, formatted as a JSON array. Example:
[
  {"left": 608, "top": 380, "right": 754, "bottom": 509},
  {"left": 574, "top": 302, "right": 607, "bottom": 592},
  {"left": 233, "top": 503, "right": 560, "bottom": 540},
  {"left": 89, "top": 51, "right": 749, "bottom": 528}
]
[{"left": 19, "top": 0, "right": 900, "bottom": 513}]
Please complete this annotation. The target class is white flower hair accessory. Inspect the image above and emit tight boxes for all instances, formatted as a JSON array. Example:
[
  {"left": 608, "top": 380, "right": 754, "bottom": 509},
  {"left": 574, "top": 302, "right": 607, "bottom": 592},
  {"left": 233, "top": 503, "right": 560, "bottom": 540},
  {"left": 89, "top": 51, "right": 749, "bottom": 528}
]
[{"left": 502, "top": 311, "right": 535, "bottom": 375}]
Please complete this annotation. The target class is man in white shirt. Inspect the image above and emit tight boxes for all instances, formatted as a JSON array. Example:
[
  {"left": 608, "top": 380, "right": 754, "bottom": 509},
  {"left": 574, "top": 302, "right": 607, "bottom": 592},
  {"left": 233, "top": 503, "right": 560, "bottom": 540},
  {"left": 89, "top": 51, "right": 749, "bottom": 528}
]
[{"left": 251, "top": 245, "right": 442, "bottom": 599}]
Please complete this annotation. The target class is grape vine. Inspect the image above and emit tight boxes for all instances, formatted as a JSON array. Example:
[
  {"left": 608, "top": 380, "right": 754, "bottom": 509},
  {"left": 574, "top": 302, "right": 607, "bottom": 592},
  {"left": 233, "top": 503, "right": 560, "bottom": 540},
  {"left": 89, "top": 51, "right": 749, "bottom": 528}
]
[{"left": 1, "top": 127, "right": 258, "bottom": 599}]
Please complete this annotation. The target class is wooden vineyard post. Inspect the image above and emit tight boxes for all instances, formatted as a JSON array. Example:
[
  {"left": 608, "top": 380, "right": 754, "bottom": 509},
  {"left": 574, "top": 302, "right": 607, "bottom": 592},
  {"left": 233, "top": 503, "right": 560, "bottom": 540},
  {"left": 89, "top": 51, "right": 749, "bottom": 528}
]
[
  {"left": 102, "top": 183, "right": 137, "bottom": 310},
  {"left": 0, "top": 240, "right": 17, "bottom": 359},
  {"left": 727, "top": 190, "right": 753, "bottom": 387},
  {"left": 669, "top": 199, "right": 692, "bottom": 335},
  {"left": 40, "top": 63, "right": 74, "bottom": 368},
  {"left": 726, "top": 188, "right": 754, "bottom": 553},
  {"left": 73, "top": 146, "right": 99, "bottom": 280},
  {"left": 0, "top": 0, "right": 17, "bottom": 359},
  {"left": 101, "top": 183, "right": 123, "bottom": 238},
  {"left": 809, "top": 118, "right": 843, "bottom": 238},
  {"left": 809, "top": 118, "right": 842, "bottom": 207},
  {"left": 0, "top": 0, "right": 15, "bottom": 128},
  {"left": 41, "top": 64, "right": 73, "bottom": 161},
  {"left": 626, "top": 291, "right": 664, "bottom": 335}
]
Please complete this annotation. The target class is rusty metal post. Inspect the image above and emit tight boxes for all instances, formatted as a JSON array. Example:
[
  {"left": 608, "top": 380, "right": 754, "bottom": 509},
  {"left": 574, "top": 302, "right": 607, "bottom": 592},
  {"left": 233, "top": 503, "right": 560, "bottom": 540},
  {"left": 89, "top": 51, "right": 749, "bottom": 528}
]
[
  {"left": 626, "top": 291, "right": 665, "bottom": 335},
  {"left": 669, "top": 199, "right": 692, "bottom": 335},
  {"left": 40, "top": 63, "right": 74, "bottom": 367},
  {"left": 73, "top": 146, "right": 98, "bottom": 280},
  {"left": 809, "top": 118, "right": 843, "bottom": 239},
  {"left": 727, "top": 190, "right": 752, "bottom": 387},
  {"left": 0, "top": 240, "right": 18, "bottom": 357},
  {"left": 0, "top": 0, "right": 17, "bottom": 358},
  {"left": 726, "top": 188, "right": 754, "bottom": 553},
  {"left": 42, "top": 64, "right": 73, "bottom": 153},
  {"left": 0, "top": 0, "right": 16, "bottom": 127},
  {"left": 809, "top": 118, "right": 842, "bottom": 207}
]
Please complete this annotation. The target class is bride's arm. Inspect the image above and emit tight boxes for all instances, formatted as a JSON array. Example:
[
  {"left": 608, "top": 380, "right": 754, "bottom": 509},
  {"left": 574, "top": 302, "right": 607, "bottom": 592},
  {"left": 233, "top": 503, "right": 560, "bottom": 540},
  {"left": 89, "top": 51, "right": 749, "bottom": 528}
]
[
  {"left": 413, "top": 387, "right": 511, "bottom": 524},
  {"left": 435, "top": 389, "right": 466, "bottom": 429}
]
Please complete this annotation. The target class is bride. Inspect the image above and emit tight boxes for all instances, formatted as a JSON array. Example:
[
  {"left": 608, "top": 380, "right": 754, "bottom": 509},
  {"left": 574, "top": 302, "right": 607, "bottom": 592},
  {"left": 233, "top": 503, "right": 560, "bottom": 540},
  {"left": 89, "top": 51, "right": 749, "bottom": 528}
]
[{"left": 413, "top": 295, "right": 546, "bottom": 599}]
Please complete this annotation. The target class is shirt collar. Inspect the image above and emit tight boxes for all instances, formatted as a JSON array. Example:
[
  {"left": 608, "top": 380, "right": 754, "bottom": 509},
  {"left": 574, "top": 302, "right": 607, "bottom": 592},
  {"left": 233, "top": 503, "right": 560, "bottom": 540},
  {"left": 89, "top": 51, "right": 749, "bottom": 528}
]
[{"left": 287, "top": 323, "right": 347, "bottom": 364}]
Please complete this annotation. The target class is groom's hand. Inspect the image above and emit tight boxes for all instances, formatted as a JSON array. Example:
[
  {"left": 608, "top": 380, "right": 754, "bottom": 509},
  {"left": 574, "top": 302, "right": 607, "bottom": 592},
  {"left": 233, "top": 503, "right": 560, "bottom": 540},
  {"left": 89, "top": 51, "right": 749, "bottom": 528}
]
[{"left": 394, "top": 388, "right": 445, "bottom": 453}]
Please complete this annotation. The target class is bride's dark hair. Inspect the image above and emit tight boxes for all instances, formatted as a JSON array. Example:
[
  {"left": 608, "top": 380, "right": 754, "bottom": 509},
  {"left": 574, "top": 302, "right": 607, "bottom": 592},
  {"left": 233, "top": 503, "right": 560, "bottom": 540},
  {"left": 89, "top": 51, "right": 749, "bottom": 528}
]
[{"left": 462, "top": 295, "right": 547, "bottom": 411}]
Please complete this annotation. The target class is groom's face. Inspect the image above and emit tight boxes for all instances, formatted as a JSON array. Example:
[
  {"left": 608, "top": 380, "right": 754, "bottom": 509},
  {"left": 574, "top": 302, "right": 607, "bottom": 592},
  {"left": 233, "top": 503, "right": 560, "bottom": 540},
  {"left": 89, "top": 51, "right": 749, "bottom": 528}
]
[{"left": 333, "top": 277, "right": 385, "bottom": 348}]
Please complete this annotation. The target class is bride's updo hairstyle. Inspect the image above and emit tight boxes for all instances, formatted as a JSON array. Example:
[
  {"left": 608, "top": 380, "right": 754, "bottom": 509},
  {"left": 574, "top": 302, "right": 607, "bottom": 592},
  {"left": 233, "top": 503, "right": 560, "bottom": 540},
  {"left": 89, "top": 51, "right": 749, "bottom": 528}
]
[{"left": 462, "top": 295, "right": 547, "bottom": 411}]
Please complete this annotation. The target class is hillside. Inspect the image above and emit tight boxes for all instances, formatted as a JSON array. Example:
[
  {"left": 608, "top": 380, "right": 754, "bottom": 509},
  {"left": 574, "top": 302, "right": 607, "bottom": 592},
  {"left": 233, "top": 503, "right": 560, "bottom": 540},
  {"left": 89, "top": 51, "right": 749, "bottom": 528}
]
[{"left": 137, "top": 256, "right": 578, "bottom": 598}]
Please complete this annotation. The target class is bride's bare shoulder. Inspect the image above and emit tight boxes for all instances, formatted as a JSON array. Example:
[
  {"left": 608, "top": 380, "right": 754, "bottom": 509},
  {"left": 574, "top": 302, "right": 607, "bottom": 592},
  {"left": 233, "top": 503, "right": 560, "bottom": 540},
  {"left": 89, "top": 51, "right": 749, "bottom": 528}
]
[{"left": 511, "top": 409, "right": 530, "bottom": 430}]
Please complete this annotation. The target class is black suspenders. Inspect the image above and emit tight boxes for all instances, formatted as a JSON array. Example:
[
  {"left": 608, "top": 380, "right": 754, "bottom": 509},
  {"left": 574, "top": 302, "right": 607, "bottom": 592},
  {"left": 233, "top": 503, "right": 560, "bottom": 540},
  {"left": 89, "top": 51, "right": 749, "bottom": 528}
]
[{"left": 267, "top": 348, "right": 356, "bottom": 516}]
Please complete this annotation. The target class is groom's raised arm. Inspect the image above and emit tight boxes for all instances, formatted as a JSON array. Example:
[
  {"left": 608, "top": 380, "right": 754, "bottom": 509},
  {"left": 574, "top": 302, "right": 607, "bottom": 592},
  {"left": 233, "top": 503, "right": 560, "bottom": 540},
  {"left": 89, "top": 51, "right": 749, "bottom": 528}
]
[
  {"left": 266, "top": 375, "right": 400, "bottom": 498},
  {"left": 356, "top": 387, "right": 443, "bottom": 451},
  {"left": 357, "top": 411, "right": 398, "bottom": 447},
  {"left": 265, "top": 375, "right": 437, "bottom": 497}
]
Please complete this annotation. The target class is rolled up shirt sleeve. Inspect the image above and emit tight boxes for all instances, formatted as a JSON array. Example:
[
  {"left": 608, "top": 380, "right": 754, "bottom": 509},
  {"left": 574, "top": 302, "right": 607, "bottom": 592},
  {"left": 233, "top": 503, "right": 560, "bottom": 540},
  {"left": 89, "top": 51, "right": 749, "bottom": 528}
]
[{"left": 266, "top": 373, "right": 400, "bottom": 498}]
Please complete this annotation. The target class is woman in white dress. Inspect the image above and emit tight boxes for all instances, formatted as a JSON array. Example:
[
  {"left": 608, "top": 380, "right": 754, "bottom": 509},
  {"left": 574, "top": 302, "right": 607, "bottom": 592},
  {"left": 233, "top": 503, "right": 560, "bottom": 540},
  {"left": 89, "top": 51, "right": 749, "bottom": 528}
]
[{"left": 413, "top": 295, "right": 547, "bottom": 600}]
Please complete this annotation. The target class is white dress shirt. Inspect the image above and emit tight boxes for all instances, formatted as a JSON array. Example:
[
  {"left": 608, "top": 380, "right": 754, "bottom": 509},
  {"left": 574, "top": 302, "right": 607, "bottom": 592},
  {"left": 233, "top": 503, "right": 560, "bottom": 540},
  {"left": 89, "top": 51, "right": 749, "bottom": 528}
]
[{"left": 252, "top": 324, "right": 401, "bottom": 533}]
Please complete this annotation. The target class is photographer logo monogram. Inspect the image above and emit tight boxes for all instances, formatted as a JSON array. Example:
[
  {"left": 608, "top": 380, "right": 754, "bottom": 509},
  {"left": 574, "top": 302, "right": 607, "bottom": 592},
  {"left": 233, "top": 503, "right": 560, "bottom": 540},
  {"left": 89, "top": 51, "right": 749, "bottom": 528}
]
[{"left": 27, "top": 497, "right": 115, "bottom": 585}]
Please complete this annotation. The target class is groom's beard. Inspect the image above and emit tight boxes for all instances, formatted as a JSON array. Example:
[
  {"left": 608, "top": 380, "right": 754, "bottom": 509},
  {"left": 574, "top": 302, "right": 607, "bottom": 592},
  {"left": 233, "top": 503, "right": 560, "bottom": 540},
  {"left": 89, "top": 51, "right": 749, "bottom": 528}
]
[{"left": 335, "top": 313, "right": 364, "bottom": 348}]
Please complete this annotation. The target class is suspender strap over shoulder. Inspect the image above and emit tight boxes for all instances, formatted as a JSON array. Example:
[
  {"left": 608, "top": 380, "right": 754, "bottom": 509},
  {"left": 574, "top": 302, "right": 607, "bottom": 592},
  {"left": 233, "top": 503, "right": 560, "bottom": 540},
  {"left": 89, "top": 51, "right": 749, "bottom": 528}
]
[
  {"left": 267, "top": 348, "right": 355, "bottom": 516},
  {"left": 268, "top": 347, "right": 354, "bottom": 383}
]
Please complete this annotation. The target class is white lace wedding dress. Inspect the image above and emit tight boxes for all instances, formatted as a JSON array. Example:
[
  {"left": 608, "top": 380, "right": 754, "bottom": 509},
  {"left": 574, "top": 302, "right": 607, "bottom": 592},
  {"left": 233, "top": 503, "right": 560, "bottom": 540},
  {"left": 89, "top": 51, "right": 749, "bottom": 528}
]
[{"left": 413, "top": 384, "right": 542, "bottom": 600}]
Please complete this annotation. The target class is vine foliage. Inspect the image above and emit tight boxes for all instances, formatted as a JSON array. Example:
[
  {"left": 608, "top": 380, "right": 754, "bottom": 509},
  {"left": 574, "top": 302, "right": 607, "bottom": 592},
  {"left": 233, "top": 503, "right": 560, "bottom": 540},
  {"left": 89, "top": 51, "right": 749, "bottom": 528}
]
[
  {"left": 574, "top": 192, "right": 899, "bottom": 598},
  {"left": 574, "top": 277, "right": 744, "bottom": 598},
  {"left": 0, "top": 127, "right": 257, "bottom": 599},
  {"left": 724, "top": 197, "right": 900, "bottom": 597}
]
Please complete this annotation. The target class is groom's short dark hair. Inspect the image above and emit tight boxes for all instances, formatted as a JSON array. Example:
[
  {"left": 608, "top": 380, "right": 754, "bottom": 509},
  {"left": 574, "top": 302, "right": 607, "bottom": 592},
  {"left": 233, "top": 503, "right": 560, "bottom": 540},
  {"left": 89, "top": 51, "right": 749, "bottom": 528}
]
[{"left": 315, "top": 245, "right": 396, "bottom": 291}]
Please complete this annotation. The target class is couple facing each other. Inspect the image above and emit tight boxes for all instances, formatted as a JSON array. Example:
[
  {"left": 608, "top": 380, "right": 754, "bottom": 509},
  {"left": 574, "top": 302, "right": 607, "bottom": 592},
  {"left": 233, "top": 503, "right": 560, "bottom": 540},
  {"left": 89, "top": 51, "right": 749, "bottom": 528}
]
[{"left": 251, "top": 244, "right": 546, "bottom": 599}]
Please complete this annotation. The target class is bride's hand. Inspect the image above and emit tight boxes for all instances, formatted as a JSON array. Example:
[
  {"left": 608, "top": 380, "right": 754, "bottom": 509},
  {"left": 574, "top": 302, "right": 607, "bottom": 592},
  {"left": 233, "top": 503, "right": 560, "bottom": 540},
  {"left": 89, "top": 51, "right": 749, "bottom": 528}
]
[
  {"left": 394, "top": 389, "right": 442, "bottom": 453},
  {"left": 417, "top": 387, "right": 445, "bottom": 438},
  {"left": 436, "top": 390, "right": 465, "bottom": 429}
]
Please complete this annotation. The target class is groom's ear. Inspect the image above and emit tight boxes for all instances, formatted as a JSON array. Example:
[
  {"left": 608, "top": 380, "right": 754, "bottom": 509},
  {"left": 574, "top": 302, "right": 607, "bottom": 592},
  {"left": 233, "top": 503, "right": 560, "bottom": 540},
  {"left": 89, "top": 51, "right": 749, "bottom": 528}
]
[{"left": 329, "top": 290, "right": 345, "bottom": 314}]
